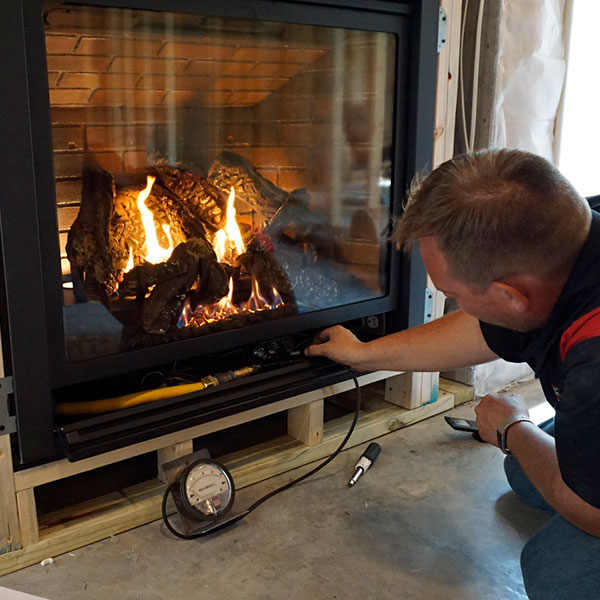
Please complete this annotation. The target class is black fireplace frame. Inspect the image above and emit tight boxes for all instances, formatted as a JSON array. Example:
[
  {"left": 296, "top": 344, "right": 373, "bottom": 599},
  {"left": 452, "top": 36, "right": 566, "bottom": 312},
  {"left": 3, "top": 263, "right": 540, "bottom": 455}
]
[{"left": 0, "top": 0, "right": 439, "bottom": 465}]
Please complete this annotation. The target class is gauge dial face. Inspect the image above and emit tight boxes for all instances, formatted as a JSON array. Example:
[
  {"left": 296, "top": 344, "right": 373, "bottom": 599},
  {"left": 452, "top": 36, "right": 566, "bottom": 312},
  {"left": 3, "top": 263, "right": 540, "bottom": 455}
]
[{"left": 184, "top": 463, "right": 233, "bottom": 517}]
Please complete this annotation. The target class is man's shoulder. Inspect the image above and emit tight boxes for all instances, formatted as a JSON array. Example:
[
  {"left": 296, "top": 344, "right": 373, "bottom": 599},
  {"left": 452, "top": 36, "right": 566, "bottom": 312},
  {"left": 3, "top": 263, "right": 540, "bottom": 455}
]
[
  {"left": 479, "top": 320, "right": 540, "bottom": 365},
  {"left": 560, "top": 306, "right": 600, "bottom": 362}
]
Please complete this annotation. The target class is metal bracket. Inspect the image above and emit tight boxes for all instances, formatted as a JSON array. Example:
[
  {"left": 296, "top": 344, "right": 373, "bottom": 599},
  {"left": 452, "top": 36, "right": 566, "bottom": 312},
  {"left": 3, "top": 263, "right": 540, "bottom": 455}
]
[
  {"left": 424, "top": 287, "right": 434, "bottom": 323},
  {"left": 438, "top": 6, "right": 448, "bottom": 53},
  {"left": 0, "top": 376, "right": 15, "bottom": 434}
]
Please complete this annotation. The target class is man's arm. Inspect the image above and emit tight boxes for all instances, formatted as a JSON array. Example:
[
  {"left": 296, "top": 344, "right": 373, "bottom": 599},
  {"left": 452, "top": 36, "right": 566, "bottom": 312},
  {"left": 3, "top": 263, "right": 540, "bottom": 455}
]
[
  {"left": 475, "top": 394, "right": 600, "bottom": 537},
  {"left": 304, "top": 309, "right": 499, "bottom": 372}
]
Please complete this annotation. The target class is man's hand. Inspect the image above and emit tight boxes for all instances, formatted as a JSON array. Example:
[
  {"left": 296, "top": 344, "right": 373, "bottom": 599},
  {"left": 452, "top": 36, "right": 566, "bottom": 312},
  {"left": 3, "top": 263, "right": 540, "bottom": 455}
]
[
  {"left": 474, "top": 392, "right": 530, "bottom": 447},
  {"left": 304, "top": 325, "right": 366, "bottom": 369},
  {"left": 304, "top": 311, "right": 499, "bottom": 373},
  {"left": 480, "top": 395, "right": 600, "bottom": 538}
]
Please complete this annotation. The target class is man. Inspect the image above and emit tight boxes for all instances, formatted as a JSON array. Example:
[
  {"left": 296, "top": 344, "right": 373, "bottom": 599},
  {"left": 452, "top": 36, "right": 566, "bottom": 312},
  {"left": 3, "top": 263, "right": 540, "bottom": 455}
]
[{"left": 305, "top": 149, "right": 600, "bottom": 598}]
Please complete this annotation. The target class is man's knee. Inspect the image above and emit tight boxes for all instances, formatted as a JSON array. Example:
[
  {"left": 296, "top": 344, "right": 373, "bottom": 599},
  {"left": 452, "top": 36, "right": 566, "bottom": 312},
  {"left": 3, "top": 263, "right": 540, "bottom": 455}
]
[
  {"left": 503, "top": 455, "right": 534, "bottom": 502},
  {"left": 521, "top": 517, "right": 600, "bottom": 599},
  {"left": 503, "top": 455, "right": 554, "bottom": 513},
  {"left": 520, "top": 530, "right": 548, "bottom": 599},
  {"left": 503, "top": 455, "right": 521, "bottom": 491}
]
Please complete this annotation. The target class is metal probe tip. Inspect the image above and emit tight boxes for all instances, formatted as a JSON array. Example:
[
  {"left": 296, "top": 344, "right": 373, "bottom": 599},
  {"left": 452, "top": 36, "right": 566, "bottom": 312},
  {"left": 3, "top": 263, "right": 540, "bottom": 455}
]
[
  {"left": 348, "top": 467, "right": 364, "bottom": 487},
  {"left": 347, "top": 442, "right": 381, "bottom": 488}
]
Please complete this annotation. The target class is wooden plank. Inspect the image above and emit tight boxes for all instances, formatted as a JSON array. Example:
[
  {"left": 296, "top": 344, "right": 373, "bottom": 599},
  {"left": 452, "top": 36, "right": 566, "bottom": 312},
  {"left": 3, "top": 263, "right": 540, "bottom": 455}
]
[
  {"left": 385, "top": 372, "right": 440, "bottom": 409},
  {"left": 16, "top": 490, "right": 38, "bottom": 547},
  {"left": 0, "top": 435, "right": 21, "bottom": 553},
  {"left": 14, "top": 370, "right": 395, "bottom": 492},
  {"left": 0, "top": 390, "right": 453, "bottom": 576},
  {"left": 287, "top": 400, "right": 323, "bottom": 446},
  {"left": 0, "top": 490, "right": 167, "bottom": 576},
  {"left": 443, "top": 0, "right": 462, "bottom": 162},
  {"left": 434, "top": 0, "right": 462, "bottom": 167},
  {"left": 156, "top": 440, "right": 194, "bottom": 483},
  {"left": 323, "top": 379, "right": 384, "bottom": 413},
  {"left": 422, "top": 0, "right": 462, "bottom": 408},
  {"left": 439, "top": 377, "right": 474, "bottom": 406},
  {"left": 39, "top": 491, "right": 129, "bottom": 535},
  {"left": 37, "top": 481, "right": 168, "bottom": 541},
  {"left": 223, "top": 391, "right": 454, "bottom": 488},
  {"left": 433, "top": 6, "right": 451, "bottom": 167},
  {"left": 386, "top": 372, "right": 418, "bottom": 409}
]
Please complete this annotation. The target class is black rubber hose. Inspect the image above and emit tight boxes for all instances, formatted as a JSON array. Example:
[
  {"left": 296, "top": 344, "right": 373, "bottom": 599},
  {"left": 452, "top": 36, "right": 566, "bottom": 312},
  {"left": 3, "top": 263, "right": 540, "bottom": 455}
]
[{"left": 162, "top": 369, "right": 361, "bottom": 540}]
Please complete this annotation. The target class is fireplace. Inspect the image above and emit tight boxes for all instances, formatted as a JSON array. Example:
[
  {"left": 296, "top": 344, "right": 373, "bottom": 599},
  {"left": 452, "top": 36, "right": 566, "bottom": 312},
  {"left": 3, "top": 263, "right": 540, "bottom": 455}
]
[{"left": 0, "top": 0, "right": 438, "bottom": 466}]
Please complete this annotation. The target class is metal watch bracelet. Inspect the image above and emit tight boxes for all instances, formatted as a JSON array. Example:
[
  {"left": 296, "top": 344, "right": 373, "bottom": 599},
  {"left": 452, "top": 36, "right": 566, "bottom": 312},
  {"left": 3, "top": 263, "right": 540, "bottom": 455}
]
[{"left": 497, "top": 415, "right": 533, "bottom": 455}]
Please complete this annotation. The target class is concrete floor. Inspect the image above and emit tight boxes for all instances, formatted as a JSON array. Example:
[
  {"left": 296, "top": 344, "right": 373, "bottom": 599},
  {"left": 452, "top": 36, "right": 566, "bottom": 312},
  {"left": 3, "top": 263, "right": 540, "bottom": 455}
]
[{"left": 1, "top": 379, "right": 551, "bottom": 600}]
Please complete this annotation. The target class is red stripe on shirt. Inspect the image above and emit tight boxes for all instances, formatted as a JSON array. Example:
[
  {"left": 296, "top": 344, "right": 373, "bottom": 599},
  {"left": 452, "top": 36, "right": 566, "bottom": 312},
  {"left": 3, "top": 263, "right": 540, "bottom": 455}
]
[{"left": 560, "top": 306, "right": 600, "bottom": 361}]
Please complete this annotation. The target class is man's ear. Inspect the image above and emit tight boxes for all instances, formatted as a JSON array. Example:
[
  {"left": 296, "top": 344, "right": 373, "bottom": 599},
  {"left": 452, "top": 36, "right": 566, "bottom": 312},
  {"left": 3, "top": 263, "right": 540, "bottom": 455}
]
[{"left": 489, "top": 280, "right": 530, "bottom": 313}]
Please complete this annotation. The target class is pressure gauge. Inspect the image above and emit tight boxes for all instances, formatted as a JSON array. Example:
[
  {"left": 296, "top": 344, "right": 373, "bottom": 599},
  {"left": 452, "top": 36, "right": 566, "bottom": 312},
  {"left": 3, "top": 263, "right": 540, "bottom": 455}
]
[{"left": 175, "top": 459, "right": 235, "bottom": 522}]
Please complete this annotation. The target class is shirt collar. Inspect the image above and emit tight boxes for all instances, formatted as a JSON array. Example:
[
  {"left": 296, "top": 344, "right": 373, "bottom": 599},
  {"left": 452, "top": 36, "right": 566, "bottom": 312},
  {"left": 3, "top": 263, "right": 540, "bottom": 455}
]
[{"left": 527, "top": 209, "right": 600, "bottom": 361}]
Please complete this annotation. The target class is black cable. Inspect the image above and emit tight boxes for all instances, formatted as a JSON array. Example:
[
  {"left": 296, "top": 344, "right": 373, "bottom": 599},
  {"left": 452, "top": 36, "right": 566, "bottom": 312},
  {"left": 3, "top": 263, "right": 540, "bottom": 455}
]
[
  {"left": 245, "top": 370, "right": 361, "bottom": 514},
  {"left": 162, "top": 368, "right": 362, "bottom": 539}
]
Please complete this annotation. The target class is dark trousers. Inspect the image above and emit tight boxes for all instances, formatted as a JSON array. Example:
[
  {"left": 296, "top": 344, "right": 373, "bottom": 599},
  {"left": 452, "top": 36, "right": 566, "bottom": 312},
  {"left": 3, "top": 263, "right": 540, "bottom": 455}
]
[{"left": 503, "top": 420, "right": 600, "bottom": 599}]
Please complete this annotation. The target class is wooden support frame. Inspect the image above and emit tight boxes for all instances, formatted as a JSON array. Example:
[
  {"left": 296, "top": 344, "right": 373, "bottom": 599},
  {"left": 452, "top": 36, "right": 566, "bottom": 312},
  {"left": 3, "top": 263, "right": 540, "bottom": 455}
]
[
  {"left": 0, "top": 371, "right": 454, "bottom": 575},
  {"left": 288, "top": 400, "right": 324, "bottom": 446},
  {"left": 16, "top": 490, "right": 38, "bottom": 548},
  {"left": 385, "top": 372, "right": 438, "bottom": 410},
  {"left": 156, "top": 441, "right": 194, "bottom": 483},
  {"left": 0, "top": 435, "right": 22, "bottom": 554},
  {"left": 433, "top": 0, "right": 462, "bottom": 169}
]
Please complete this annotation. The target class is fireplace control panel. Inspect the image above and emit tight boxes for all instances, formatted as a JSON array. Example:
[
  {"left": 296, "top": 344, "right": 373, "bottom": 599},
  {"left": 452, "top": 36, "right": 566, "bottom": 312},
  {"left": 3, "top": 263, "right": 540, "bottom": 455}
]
[{"left": 251, "top": 336, "right": 308, "bottom": 366}]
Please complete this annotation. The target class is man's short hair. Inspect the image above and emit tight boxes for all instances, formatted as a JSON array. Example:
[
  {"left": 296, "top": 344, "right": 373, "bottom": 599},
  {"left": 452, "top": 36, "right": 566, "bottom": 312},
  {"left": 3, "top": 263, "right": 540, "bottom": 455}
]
[{"left": 393, "top": 148, "right": 592, "bottom": 287}]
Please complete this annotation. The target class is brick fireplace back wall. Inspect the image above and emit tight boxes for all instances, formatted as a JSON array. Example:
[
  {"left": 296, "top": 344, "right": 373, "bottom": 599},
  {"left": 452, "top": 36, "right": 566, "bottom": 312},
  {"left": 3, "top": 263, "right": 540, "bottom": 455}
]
[{"left": 46, "top": 29, "right": 383, "bottom": 276}]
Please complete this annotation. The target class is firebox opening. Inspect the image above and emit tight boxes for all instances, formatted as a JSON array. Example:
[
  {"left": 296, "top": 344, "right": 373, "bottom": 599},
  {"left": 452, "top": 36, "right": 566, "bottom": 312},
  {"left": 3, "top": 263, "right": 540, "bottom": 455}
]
[
  {"left": 46, "top": 2, "right": 397, "bottom": 373},
  {"left": 54, "top": 330, "right": 302, "bottom": 397},
  {"left": 52, "top": 337, "right": 363, "bottom": 461}
]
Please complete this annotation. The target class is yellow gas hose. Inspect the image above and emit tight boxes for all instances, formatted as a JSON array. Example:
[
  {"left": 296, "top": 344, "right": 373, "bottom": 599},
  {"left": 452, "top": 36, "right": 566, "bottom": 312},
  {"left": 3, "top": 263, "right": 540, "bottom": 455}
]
[{"left": 55, "top": 367, "right": 256, "bottom": 415}]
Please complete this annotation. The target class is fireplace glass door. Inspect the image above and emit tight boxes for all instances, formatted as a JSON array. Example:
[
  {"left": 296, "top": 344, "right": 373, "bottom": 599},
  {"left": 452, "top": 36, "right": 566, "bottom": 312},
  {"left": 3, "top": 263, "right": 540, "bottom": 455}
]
[{"left": 45, "top": 2, "right": 398, "bottom": 363}]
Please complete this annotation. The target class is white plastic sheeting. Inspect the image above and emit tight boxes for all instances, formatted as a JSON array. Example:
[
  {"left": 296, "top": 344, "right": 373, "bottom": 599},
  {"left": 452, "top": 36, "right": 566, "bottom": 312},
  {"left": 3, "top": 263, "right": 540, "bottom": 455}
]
[
  {"left": 494, "top": 0, "right": 567, "bottom": 162},
  {"left": 557, "top": 2, "right": 600, "bottom": 196},
  {"left": 473, "top": 359, "right": 538, "bottom": 397},
  {"left": 474, "top": 0, "right": 566, "bottom": 396}
]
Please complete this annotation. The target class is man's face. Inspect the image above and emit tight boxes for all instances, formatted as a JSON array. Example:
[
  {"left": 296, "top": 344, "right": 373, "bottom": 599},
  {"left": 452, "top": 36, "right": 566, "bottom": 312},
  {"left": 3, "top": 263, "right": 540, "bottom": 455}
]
[{"left": 418, "top": 237, "right": 526, "bottom": 329}]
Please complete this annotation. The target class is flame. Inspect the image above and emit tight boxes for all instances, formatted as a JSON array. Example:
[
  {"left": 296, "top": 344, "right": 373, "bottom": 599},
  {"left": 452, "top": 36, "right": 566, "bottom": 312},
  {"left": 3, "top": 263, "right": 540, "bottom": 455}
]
[
  {"left": 213, "top": 188, "right": 245, "bottom": 263},
  {"left": 122, "top": 179, "right": 285, "bottom": 329},
  {"left": 199, "top": 278, "right": 237, "bottom": 324},
  {"left": 124, "top": 246, "right": 134, "bottom": 273},
  {"left": 178, "top": 276, "right": 285, "bottom": 329},
  {"left": 244, "top": 277, "right": 269, "bottom": 312},
  {"left": 214, "top": 277, "right": 235, "bottom": 315},
  {"left": 119, "top": 175, "right": 284, "bottom": 329},
  {"left": 213, "top": 229, "right": 228, "bottom": 263},
  {"left": 225, "top": 188, "right": 245, "bottom": 256},
  {"left": 271, "top": 286, "right": 284, "bottom": 307},
  {"left": 136, "top": 175, "right": 174, "bottom": 265},
  {"left": 177, "top": 297, "right": 193, "bottom": 328}
]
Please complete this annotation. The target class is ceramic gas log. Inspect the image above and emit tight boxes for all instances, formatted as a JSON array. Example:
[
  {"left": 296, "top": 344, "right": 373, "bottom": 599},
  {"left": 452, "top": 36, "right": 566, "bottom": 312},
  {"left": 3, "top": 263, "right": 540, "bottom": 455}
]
[{"left": 66, "top": 152, "right": 299, "bottom": 349}]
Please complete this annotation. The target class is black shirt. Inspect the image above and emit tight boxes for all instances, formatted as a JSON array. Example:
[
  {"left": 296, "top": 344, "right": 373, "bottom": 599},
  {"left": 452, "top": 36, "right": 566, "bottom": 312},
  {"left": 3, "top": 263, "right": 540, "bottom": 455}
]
[{"left": 480, "top": 210, "right": 600, "bottom": 509}]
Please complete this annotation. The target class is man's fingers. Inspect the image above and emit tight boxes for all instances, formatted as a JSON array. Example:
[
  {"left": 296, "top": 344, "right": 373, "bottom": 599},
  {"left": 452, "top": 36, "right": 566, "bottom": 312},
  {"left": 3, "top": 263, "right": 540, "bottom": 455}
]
[
  {"left": 304, "top": 343, "right": 325, "bottom": 357},
  {"left": 304, "top": 328, "right": 336, "bottom": 356},
  {"left": 313, "top": 327, "right": 335, "bottom": 344}
]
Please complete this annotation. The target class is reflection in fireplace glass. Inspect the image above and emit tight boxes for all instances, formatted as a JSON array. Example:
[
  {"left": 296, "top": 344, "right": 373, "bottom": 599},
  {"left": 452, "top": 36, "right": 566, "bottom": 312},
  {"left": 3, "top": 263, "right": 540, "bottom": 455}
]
[{"left": 45, "top": 3, "right": 396, "bottom": 362}]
